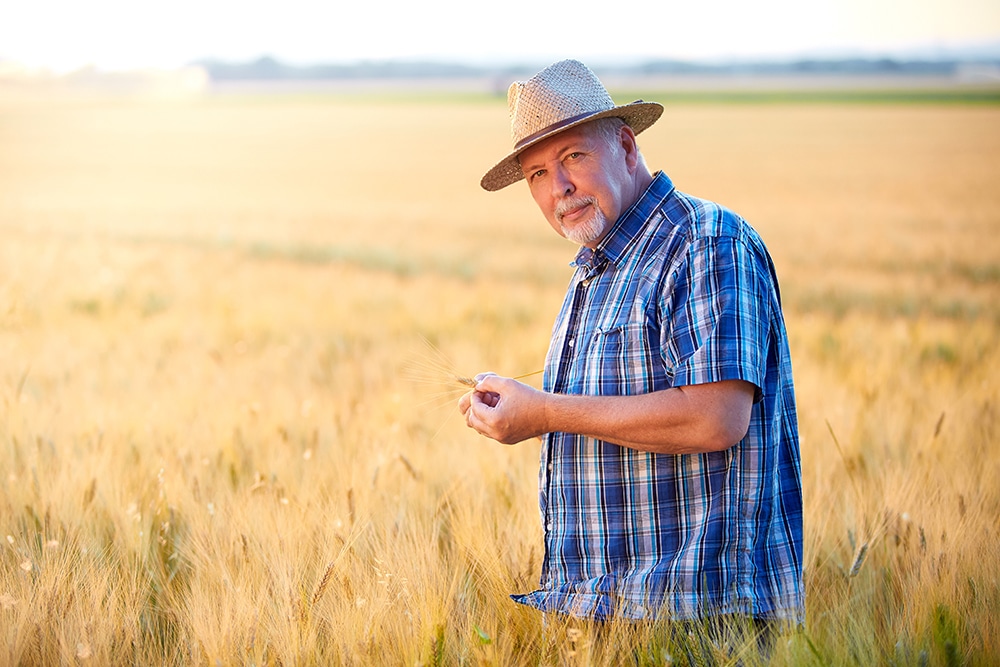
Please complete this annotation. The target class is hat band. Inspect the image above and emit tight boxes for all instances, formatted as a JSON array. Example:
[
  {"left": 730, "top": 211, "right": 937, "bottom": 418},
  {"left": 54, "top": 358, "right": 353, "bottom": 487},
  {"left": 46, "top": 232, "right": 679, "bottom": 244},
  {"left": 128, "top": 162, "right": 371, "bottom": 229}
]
[{"left": 513, "top": 109, "right": 607, "bottom": 152}]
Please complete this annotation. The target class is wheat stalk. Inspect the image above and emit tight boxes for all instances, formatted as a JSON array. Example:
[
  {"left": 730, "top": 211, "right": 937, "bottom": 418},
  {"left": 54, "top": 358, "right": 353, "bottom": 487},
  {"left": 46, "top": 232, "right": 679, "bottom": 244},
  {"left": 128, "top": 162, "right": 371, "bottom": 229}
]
[
  {"left": 848, "top": 542, "right": 869, "bottom": 578},
  {"left": 404, "top": 335, "right": 542, "bottom": 404},
  {"left": 312, "top": 560, "right": 337, "bottom": 607}
]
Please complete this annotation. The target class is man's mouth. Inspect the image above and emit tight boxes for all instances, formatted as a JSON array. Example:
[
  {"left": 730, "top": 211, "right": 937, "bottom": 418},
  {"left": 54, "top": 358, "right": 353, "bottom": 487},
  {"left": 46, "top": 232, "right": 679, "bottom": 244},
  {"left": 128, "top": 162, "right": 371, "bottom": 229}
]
[{"left": 557, "top": 199, "right": 594, "bottom": 225}]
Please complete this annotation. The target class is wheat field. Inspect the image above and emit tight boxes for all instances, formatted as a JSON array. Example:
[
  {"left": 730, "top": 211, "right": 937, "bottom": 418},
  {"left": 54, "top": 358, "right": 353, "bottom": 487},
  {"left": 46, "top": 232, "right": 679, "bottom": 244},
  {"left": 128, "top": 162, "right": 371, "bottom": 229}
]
[{"left": 1, "top": 86, "right": 998, "bottom": 665}]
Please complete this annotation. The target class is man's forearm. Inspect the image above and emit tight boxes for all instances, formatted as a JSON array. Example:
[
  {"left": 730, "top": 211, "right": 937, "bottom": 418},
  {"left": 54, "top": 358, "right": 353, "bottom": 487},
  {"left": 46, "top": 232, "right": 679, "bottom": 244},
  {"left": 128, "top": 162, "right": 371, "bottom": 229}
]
[
  {"left": 462, "top": 374, "right": 755, "bottom": 452},
  {"left": 542, "top": 380, "right": 755, "bottom": 455}
]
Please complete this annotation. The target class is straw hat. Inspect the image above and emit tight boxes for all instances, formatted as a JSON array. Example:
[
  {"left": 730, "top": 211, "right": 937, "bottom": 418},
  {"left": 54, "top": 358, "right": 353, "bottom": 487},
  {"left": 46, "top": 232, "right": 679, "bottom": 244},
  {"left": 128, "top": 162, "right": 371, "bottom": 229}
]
[{"left": 480, "top": 59, "right": 663, "bottom": 191}]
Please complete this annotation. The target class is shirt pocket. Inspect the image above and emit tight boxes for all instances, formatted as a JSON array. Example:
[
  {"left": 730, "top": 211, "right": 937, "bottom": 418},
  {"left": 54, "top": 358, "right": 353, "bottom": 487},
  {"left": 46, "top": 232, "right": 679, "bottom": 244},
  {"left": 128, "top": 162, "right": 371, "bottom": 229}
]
[{"left": 589, "top": 317, "right": 665, "bottom": 396}]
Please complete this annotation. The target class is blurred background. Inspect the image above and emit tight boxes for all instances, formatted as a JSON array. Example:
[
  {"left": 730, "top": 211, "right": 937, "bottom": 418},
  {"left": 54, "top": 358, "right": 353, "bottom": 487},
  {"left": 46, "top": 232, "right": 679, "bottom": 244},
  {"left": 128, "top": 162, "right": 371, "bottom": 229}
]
[{"left": 2, "top": 0, "right": 999, "bottom": 94}]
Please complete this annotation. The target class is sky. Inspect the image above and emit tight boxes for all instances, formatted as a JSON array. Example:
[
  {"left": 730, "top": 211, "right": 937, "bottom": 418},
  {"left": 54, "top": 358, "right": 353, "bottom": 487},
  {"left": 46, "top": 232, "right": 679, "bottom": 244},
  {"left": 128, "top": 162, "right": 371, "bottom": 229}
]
[{"left": 2, "top": 0, "right": 999, "bottom": 73}]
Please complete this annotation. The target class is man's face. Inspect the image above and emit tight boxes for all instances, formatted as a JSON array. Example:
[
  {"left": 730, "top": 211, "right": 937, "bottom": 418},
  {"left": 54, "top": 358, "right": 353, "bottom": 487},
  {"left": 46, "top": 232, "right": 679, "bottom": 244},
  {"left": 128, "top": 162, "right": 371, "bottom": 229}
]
[{"left": 518, "top": 121, "right": 637, "bottom": 248}]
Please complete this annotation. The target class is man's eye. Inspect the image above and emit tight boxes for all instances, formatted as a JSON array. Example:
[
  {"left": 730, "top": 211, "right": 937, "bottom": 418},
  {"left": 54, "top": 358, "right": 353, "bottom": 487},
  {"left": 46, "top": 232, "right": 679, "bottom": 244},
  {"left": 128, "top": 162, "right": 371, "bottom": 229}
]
[
  {"left": 567, "top": 152, "right": 582, "bottom": 160},
  {"left": 532, "top": 169, "right": 546, "bottom": 180}
]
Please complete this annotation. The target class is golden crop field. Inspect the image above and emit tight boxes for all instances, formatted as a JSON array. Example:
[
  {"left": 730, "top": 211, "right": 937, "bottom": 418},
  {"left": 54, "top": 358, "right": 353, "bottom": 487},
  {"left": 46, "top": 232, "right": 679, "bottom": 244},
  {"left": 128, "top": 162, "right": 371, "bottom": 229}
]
[{"left": 1, "top": 86, "right": 998, "bottom": 665}]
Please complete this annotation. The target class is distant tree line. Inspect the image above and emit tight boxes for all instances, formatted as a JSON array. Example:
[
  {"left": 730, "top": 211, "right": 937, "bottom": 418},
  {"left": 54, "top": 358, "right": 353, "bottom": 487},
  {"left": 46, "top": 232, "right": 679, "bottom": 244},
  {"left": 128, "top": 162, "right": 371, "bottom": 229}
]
[{"left": 196, "top": 56, "right": 998, "bottom": 81}]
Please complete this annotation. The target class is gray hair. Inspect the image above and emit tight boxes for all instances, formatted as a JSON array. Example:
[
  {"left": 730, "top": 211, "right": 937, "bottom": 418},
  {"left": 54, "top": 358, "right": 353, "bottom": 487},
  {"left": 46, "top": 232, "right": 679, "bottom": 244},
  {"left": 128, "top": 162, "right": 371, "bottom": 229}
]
[
  {"left": 587, "top": 116, "right": 628, "bottom": 147},
  {"left": 587, "top": 116, "right": 647, "bottom": 170}
]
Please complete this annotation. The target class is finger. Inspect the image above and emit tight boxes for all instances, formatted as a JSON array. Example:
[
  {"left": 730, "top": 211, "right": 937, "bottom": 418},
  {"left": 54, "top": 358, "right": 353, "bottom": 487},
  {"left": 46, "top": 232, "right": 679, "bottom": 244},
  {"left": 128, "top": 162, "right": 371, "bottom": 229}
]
[
  {"left": 467, "top": 404, "right": 488, "bottom": 436},
  {"left": 457, "top": 390, "right": 472, "bottom": 415},
  {"left": 475, "top": 373, "right": 506, "bottom": 393},
  {"left": 471, "top": 389, "right": 501, "bottom": 410}
]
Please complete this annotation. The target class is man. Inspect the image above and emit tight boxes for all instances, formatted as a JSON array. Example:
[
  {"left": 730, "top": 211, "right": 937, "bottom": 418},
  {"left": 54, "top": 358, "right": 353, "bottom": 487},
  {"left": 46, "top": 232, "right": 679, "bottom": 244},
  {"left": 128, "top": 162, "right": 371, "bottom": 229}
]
[{"left": 459, "top": 60, "right": 803, "bottom": 629}]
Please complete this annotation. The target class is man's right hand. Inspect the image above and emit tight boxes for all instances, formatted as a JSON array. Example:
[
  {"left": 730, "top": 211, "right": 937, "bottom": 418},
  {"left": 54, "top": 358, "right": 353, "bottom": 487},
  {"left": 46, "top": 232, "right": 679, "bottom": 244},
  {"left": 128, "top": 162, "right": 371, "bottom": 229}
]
[{"left": 458, "top": 373, "right": 549, "bottom": 445}]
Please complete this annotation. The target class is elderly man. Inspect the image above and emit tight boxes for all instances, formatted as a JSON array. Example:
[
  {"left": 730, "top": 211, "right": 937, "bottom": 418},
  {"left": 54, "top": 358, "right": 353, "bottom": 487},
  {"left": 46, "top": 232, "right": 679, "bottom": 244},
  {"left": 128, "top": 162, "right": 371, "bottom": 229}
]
[{"left": 459, "top": 60, "right": 803, "bottom": 630}]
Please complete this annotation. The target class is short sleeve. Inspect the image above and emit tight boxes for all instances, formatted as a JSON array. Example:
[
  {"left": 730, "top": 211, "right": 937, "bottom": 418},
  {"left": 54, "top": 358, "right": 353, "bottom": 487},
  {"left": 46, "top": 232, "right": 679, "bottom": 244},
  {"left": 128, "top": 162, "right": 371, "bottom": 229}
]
[{"left": 661, "top": 234, "right": 769, "bottom": 401}]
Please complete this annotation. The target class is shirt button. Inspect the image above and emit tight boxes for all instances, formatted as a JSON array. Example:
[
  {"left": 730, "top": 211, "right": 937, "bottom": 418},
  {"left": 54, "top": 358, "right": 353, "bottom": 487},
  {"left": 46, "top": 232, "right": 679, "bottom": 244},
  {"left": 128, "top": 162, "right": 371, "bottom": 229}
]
[{"left": 568, "top": 338, "right": 575, "bottom": 348}]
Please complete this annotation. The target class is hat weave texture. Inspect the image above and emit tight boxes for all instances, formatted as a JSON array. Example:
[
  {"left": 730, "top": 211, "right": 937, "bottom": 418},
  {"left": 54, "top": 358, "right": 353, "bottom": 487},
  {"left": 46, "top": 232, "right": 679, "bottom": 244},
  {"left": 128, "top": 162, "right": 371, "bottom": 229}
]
[{"left": 481, "top": 59, "right": 663, "bottom": 191}]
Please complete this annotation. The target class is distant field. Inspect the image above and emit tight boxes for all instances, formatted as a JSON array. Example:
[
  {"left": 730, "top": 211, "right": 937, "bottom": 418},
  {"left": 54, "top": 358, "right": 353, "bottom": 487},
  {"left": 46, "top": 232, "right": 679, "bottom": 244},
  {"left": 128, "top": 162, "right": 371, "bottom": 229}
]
[
  {"left": 1, "top": 89, "right": 998, "bottom": 664},
  {"left": 200, "top": 76, "right": 1000, "bottom": 105}
]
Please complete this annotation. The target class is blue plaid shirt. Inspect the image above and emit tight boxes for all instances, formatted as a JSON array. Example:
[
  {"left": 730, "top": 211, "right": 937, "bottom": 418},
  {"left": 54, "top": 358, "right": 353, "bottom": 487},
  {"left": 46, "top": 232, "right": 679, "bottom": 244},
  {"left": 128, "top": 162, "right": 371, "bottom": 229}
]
[{"left": 512, "top": 172, "right": 804, "bottom": 622}]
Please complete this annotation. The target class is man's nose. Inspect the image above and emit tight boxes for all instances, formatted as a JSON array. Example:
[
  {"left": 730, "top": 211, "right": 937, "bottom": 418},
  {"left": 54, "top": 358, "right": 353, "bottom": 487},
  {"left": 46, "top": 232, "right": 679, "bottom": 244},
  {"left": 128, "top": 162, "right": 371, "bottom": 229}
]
[{"left": 551, "top": 166, "right": 575, "bottom": 198}]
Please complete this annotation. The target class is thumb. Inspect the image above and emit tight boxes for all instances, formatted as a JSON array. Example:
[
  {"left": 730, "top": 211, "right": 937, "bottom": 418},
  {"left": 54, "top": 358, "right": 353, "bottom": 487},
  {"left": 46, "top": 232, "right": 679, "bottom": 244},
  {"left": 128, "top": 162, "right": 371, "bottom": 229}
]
[{"left": 474, "top": 372, "right": 502, "bottom": 391}]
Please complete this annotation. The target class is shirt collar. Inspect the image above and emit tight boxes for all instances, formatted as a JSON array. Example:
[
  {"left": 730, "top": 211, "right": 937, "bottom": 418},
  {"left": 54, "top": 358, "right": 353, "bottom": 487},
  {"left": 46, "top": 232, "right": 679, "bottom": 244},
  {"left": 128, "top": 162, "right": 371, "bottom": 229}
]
[{"left": 570, "top": 171, "right": 676, "bottom": 270}]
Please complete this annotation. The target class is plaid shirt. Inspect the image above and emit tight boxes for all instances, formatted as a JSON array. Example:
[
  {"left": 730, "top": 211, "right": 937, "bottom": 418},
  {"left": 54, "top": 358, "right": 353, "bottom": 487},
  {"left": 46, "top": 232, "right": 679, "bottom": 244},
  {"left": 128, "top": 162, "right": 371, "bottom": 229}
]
[{"left": 512, "top": 172, "right": 804, "bottom": 622}]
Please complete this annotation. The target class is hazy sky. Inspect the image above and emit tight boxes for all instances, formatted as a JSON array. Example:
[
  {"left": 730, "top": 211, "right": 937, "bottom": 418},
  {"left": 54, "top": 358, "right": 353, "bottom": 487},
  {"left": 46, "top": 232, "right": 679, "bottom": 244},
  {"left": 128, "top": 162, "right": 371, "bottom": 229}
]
[{"left": 2, "top": 0, "right": 999, "bottom": 72}]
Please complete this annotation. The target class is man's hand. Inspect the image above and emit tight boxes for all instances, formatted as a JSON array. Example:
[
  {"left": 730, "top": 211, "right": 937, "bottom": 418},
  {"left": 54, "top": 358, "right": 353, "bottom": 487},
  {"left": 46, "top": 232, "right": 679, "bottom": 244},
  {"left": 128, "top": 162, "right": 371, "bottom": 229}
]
[{"left": 458, "top": 373, "right": 548, "bottom": 445}]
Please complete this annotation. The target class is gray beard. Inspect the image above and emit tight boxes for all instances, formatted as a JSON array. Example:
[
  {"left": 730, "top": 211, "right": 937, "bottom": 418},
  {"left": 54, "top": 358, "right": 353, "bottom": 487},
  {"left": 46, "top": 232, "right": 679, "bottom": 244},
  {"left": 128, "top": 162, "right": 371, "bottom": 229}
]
[{"left": 557, "top": 196, "right": 608, "bottom": 245}]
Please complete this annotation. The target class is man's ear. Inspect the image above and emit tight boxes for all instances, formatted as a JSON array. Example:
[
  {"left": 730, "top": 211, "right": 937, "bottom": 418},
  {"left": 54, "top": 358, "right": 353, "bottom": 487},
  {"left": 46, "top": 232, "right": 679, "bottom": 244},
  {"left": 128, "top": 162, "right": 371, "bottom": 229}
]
[{"left": 619, "top": 124, "right": 640, "bottom": 173}]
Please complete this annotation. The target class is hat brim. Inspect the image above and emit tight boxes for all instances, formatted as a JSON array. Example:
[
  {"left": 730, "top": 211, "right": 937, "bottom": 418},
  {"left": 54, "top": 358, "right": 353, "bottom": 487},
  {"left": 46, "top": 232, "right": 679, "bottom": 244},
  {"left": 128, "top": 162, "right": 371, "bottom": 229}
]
[{"left": 480, "top": 100, "right": 664, "bottom": 192}]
